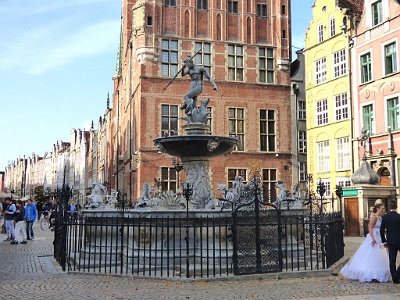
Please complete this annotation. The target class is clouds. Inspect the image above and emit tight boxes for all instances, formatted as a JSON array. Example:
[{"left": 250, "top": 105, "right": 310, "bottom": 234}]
[{"left": 0, "top": 0, "right": 120, "bottom": 74}]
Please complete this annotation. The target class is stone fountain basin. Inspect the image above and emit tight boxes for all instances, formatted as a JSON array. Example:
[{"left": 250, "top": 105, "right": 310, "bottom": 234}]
[{"left": 154, "top": 135, "right": 238, "bottom": 158}]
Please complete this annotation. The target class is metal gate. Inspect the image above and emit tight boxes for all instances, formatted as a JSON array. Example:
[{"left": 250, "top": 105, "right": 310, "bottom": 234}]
[{"left": 229, "top": 178, "right": 283, "bottom": 275}]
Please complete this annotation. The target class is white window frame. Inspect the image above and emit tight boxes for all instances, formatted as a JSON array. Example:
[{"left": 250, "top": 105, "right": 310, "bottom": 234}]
[
  {"left": 298, "top": 100, "right": 306, "bottom": 120},
  {"left": 318, "top": 23, "right": 324, "bottom": 43},
  {"left": 332, "top": 49, "right": 346, "bottom": 78},
  {"left": 299, "top": 163, "right": 307, "bottom": 182},
  {"left": 335, "top": 93, "right": 349, "bottom": 121},
  {"left": 382, "top": 38, "right": 399, "bottom": 76},
  {"left": 298, "top": 131, "right": 307, "bottom": 153},
  {"left": 337, "top": 177, "right": 351, "bottom": 188},
  {"left": 317, "top": 99, "right": 328, "bottom": 126},
  {"left": 384, "top": 93, "right": 400, "bottom": 131},
  {"left": 195, "top": 42, "right": 212, "bottom": 75},
  {"left": 320, "top": 178, "right": 331, "bottom": 197},
  {"left": 358, "top": 49, "right": 373, "bottom": 84},
  {"left": 228, "top": 44, "right": 244, "bottom": 82},
  {"left": 317, "top": 141, "right": 330, "bottom": 173},
  {"left": 329, "top": 17, "right": 335, "bottom": 37},
  {"left": 315, "top": 57, "right": 327, "bottom": 85},
  {"left": 362, "top": 101, "right": 375, "bottom": 135},
  {"left": 336, "top": 137, "right": 351, "bottom": 171}
]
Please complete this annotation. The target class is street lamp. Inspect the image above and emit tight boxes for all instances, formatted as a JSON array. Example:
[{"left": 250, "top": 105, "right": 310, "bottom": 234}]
[
  {"left": 316, "top": 178, "right": 326, "bottom": 215},
  {"left": 171, "top": 157, "right": 183, "bottom": 190},
  {"left": 335, "top": 185, "right": 343, "bottom": 214}
]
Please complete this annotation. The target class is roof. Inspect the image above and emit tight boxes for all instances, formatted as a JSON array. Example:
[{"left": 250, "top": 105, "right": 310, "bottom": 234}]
[{"left": 336, "top": 0, "right": 364, "bottom": 18}]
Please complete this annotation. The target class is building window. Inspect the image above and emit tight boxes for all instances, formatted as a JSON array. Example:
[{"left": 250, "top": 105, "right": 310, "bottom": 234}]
[
  {"left": 197, "top": 0, "right": 208, "bottom": 10},
  {"left": 298, "top": 100, "right": 306, "bottom": 120},
  {"left": 195, "top": 42, "right": 212, "bottom": 75},
  {"left": 161, "top": 167, "right": 178, "bottom": 191},
  {"left": 363, "top": 104, "right": 374, "bottom": 134},
  {"left": 317, "top": 99, "right": 328, "bottom": 125},
  {"left": 299, "top": 163, "right": 307, "bottom": 182},
  {"left": 385, "top": 43, "right": 398, "bottom": 75},
  {"left": 360, "top": 53, "right": 372, "bottom": 83},
  {"left": 229, "top": 108, "right": 245, "bottom": 151},
  {"left": 228, "top": 168, "right": 247, "bottom": 188},
  {"left": 388, "top": 97, "right": 400, "bottom": 130},
  {"left": 317, "top": 141, "right": 330, "bottom": 173},
  {"left": 333, "top": 49, "right": 346, "bottom": 78},
  {"left": 298, "top": 131, "right": 307, "bottom": 153},
  {"left": 329, "top": 17, "right": 335, "bottom": 37},
  {"left": 371, "top": 0, "right": 383, "bottom": 26},
  {"left": 315, "top": 57, "right": 327, "bottom": 85},
  {"left": 161, "top": 39, "right": 179, "bottom": 77},
  {"left": 318, "top": 23, "right": 324, "bottom": 43},
  {"left": 262, "top": 168, "right": 277, "bottom": 202},
  {"left": 228, "top": 1, "right": 238, "bottom": 13},
  {"left": 260, "top": 110, "right": 276, "bottom": 152},
  {"left": 335, "top": 93, "right": 349, "bottom": 121},
  {"left": 161, "top": 104, "right": 179, "bottom": 136},
  {"left": 259, "top": 47, "right": 274, "bottom": 83},
  {"left": 337, "top": 177, "right": 351, "bottom": 187},
  {"left": 320, "top": 178, "right": 331, "bottom": 197},
  {"left": 336, "top": 137, "right": 350, "bottom": 171},
  {"left": 164, "top": 0, "right": 176, "bottom": 6},
  {"left": 257, "top": 4, "right": 267, "bottom": 17},
  {"left": 228, "top": 44, "right": 244, "bottom": 81}
]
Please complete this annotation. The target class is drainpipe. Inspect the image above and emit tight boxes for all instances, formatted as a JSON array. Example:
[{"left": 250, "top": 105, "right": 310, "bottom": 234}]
[{"left": 388, "top": 127, "right": 396, "bottom": 186}]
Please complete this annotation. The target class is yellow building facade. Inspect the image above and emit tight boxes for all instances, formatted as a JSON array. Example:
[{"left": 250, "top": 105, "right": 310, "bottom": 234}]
[{"left": 304, "top": 0, "right": 360, "bottom": 208}]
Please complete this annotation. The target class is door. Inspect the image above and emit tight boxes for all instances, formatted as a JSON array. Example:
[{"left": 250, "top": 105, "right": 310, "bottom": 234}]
[{"left": 345, "top": 198, "right": 359, "bottom": 236}]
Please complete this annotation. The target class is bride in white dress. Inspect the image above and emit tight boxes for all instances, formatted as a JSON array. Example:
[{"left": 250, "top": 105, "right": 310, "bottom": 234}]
[{"left": 340, "top": 203, "right": 392, "bottom": 282}]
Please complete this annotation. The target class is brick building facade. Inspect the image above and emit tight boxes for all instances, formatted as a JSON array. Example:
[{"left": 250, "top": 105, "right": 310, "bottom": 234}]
[{"left": 110, "top": 0, "right": 293, "bottom": 202}]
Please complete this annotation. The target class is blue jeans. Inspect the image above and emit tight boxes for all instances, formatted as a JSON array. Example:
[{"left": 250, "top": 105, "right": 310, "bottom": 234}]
[{"left": 25, "top": 221, "right": 34, "bottom": 239}]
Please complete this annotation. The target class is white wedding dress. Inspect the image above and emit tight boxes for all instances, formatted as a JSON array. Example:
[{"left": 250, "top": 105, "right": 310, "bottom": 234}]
[{"left": 340, "top": 215, "right": 392, "bottom": 282}]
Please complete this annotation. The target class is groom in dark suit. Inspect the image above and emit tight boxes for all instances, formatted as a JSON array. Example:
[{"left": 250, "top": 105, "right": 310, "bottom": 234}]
[{"left": 380, "top": 201, "right": 400, "bottom": 284}]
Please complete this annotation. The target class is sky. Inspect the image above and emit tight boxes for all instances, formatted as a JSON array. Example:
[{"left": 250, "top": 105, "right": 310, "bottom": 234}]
[{"left": 0, "top": 0, "right": 315, "bottom": 170}]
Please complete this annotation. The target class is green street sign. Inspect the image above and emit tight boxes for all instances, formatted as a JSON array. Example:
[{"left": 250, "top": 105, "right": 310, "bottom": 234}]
[{"left": 342, "top": 189, "right": 358, "bottom": 197}]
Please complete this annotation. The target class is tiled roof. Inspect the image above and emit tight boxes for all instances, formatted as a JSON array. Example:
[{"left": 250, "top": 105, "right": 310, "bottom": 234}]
[{"left": 336, "top": 0, "right": 364, "bottom": 18}]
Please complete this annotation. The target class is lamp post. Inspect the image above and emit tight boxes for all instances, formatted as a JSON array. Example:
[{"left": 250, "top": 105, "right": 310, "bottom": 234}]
[
  {"left": 171, "top": 157, "right": 183, "bottom": 190},
  {"left": 182, "top": 182, "right": 193, "bottom": 278},
  {"left": 335, "top": 185, "right": 343, "bottom": 214},
  {"left": 316, "top": 178, "right": 326, "bottom": 215}
]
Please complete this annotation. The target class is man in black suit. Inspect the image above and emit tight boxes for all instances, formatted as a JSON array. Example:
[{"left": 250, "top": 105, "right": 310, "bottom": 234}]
[{"left": 380, "top": 201, "right": 400, "bottom": 283}]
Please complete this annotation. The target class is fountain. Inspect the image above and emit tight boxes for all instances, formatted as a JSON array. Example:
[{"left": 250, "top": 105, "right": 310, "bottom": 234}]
[{"left": 76, "top": 51, "right": 238, "bottom": 275}]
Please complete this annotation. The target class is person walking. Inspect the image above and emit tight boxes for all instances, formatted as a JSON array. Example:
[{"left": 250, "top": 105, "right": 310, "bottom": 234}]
[
  {"left": 380, "top": 201, "right": 400, "bottom": 284},
  {"left": 36, "top": 201, "right": 43, "bottom": 221},
  {"left": 12, "top": 200, "right": 27, "bottom": 245},
  {"left": 24, "top": 198, "right": 37, "bottom": 240},
  {"left": 340, "top": 203, "right": 391, "bottom": 282},
  {"left": 68, "top": 200, "right": 78, "bottom": 222},
  {"left": 4, "top": 197, "right": 16, "bottom": 241}
]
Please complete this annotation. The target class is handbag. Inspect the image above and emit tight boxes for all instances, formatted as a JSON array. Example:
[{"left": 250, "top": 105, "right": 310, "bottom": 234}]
[{"left": 1, "top": 224, "right": 5, "bottom": 234}]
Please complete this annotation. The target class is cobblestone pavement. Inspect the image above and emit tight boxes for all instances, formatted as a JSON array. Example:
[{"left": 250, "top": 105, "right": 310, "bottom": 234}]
[{"left": 1, "top": 223, "right": 400, "bottom": 300}]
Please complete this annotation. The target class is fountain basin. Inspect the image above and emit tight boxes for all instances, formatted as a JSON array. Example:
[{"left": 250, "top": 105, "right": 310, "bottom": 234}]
[{"left": 154, "top": 135, "right": 238, "bottom": 158}]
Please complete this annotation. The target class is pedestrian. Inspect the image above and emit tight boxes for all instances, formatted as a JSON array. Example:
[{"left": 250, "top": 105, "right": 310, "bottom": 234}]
[
  {"left": 36, "top": 200, "right": 43, "bottom": 221},
  {"left": 24, "top": 198, "right": 37, "bottom": 240},
  {"left": 68, "top": 199, "right": 78, "bottom": 222},
  {"left": 380, "top": 201, "right": 400, "bottom": 284},
  {"left": 12, "top": 200, "right": 27, "bottom": 245},
  {"left": 340, "top": 203, "right": 391, "bottom": 282},
  {"left": 4, "top": 197, "right": 16, "bottom": 241}
]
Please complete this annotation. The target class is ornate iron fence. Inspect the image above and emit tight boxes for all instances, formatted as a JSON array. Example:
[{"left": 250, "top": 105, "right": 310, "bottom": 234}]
[{"left": 54, "top": 179, "right": 344, "bottom": 277}]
